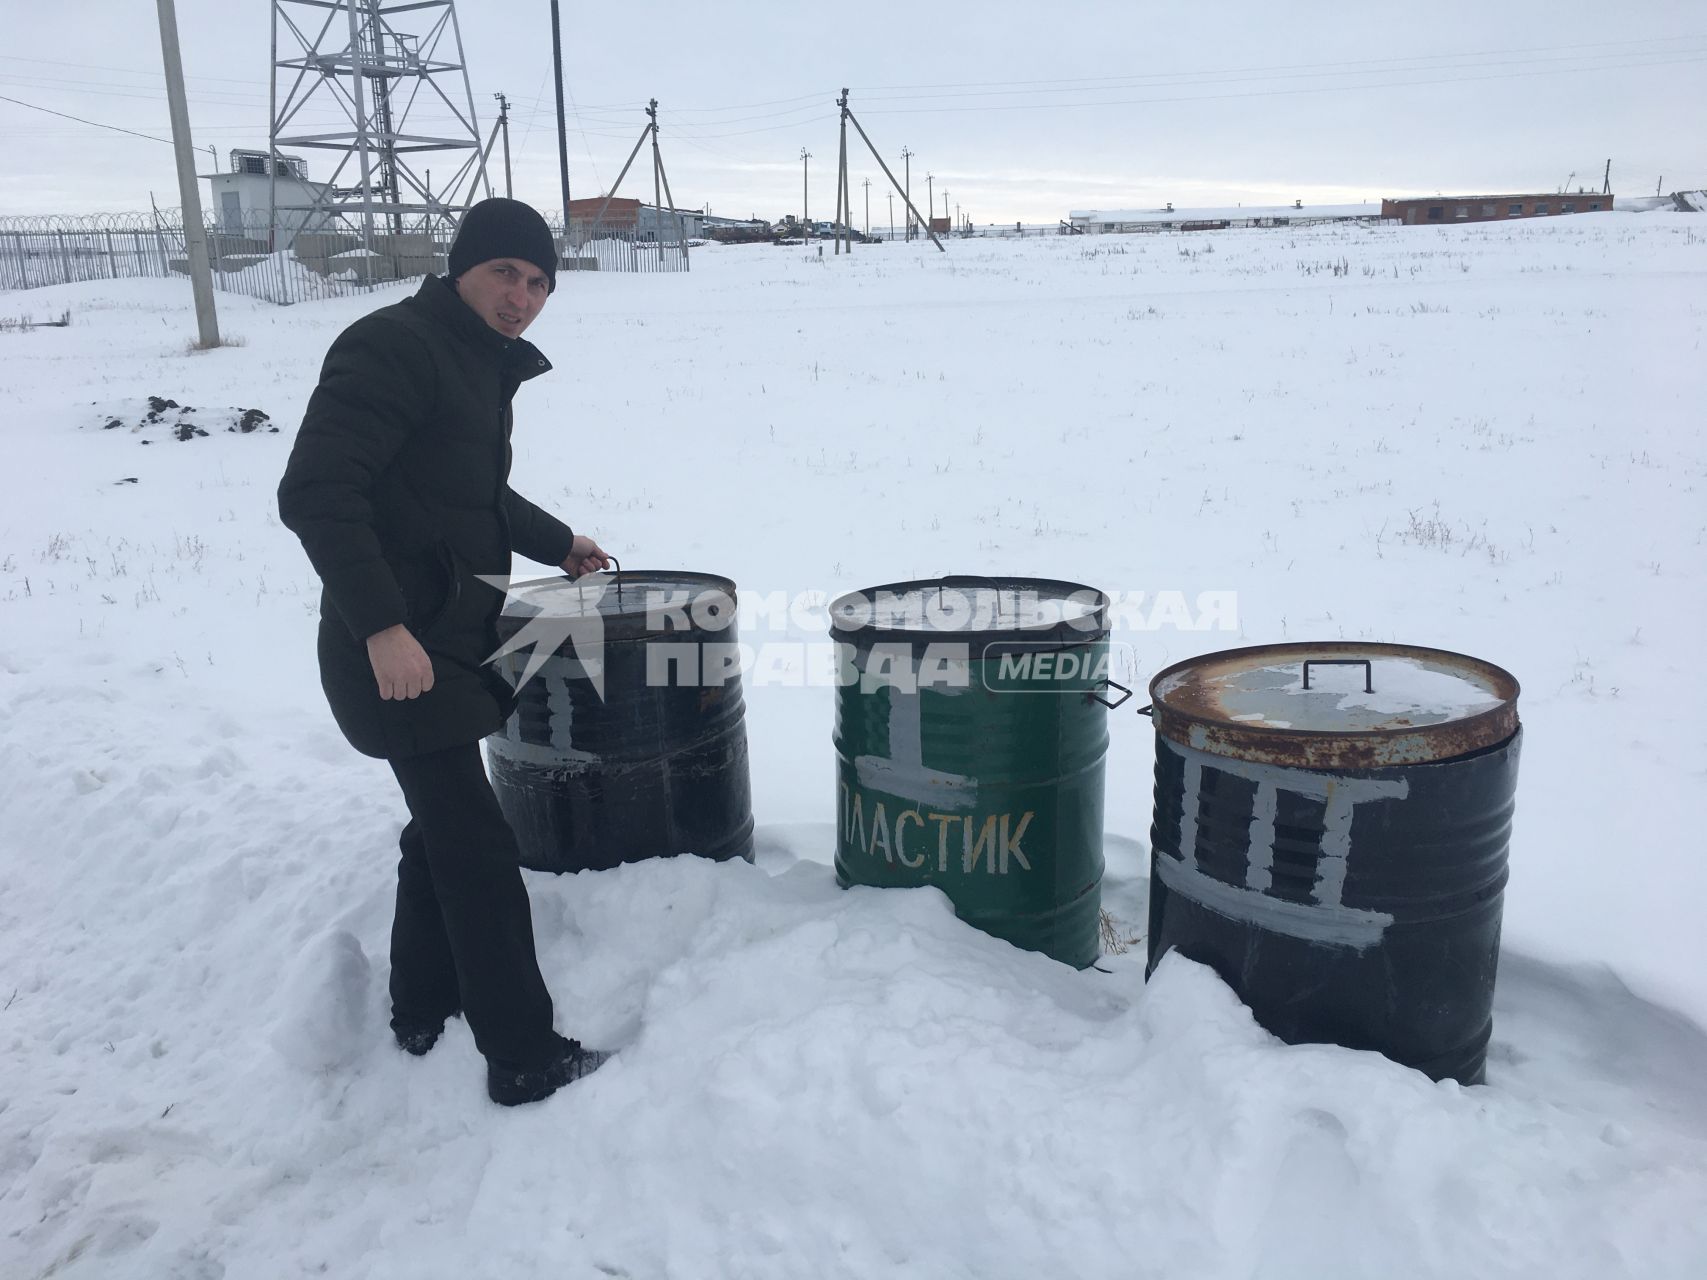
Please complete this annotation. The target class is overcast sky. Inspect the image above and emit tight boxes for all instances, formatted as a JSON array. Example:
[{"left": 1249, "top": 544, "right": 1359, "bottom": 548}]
[{"left": 2, "top": 1, "right": 1702, "bottom": 224}]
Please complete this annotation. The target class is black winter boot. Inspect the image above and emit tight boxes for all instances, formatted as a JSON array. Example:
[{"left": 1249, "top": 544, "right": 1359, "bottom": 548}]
[
  {"left": 393, "top": 1009, "right": 461, "bottom": 1057},
  {"left": 487, "top": 1033, "right": 610, "bottom": 1106}
]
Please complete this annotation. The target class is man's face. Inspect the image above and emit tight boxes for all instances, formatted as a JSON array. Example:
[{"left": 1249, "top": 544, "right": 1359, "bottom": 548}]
[{"left": 453, "top": 257, "right": 550, "bottom": 338}]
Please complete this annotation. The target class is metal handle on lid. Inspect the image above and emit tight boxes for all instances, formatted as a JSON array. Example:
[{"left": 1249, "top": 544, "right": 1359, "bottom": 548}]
[
  {"left": 1302, "top": 657, "right": 1373, "bottom": 693},
  {"left": 566, "top": 554, "right": 622, "bottom": 604},
  {"left": 1091, "top": 678, "right": 1132, "bottom": 710}
]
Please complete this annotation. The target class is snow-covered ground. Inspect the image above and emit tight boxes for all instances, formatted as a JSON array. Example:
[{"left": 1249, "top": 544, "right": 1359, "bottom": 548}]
[{"left": 2, "top": 214, "right": 1704, "bottom": 1278}]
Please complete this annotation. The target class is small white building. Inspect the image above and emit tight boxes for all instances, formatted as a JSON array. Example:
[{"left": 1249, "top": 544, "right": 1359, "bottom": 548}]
[{"left": 204, "top": 150, "right": 335, "bottom": 245}]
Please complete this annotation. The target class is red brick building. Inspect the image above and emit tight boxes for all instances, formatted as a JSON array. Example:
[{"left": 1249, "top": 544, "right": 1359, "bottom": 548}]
[
  {"left": 567, "top": 196, "right": 641, "bottom": 230},
  {"left": 1381, "top": 193, "right": 1612, "bottom": 225}
]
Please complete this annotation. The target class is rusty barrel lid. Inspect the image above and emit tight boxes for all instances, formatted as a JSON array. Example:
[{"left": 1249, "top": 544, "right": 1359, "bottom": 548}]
[{"left": 1147, "top": 641, "right": 1520, "bottom": 769}]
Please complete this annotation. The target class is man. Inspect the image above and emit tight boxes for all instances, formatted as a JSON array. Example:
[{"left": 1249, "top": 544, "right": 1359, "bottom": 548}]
[{"left": 278, "top": 198, "right": 610, "bottom": 1106}]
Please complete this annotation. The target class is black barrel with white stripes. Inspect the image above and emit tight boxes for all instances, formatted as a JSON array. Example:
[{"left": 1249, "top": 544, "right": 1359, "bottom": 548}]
[
  {"left": 1144, "top": 642, "right": 1521, "bottom": 1085},
  {"left": 486, "top": 569, "right": 754, "bottom": 872}
]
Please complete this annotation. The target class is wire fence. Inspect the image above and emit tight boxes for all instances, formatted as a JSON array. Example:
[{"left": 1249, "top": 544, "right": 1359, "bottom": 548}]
[{"left": 0, "top": 208, "right": 688, "bottom": 305}]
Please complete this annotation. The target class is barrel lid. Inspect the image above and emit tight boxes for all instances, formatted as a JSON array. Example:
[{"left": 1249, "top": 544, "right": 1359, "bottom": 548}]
[
  {"left": 499, "top": 569, "right": 737, "bottom": 643},
  {"left": 829, "top": 575, "right": 1108, "bottom": 653},
  {"left": 1148, "top": 641, "right": 1520, "bottom": 768}
]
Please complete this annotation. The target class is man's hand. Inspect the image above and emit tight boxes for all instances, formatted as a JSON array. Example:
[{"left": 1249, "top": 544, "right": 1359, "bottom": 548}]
[
  {"left": 366, "top": 624, "right": 435, "bottom": 700},
  {"left": 561, "top": 534, "right": 612, "bottom": 579}
]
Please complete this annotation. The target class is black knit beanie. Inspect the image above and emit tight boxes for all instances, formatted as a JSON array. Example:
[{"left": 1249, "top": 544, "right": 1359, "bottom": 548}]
[{"left": 448, "top": 198, "right": 558, "bottom": 292}]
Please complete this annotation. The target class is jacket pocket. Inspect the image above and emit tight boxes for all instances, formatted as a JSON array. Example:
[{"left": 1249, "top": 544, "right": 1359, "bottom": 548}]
[
  {"left": 388, "top": 548, "right": 451, "bottom": 637},
  {"left": 419, "top": 539, "right": 499, "bottom": 655},
  {"left": 419, "top": 541, "right": 461, "bottom": 636}
]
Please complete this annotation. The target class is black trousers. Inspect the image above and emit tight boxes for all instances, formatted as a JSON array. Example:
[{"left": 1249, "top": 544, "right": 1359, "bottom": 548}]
[{"left": 387, "top": 742, "right": 557, "bottom": 1067}]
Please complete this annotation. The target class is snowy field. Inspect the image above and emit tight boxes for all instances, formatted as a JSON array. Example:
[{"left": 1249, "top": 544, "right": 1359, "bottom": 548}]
[{"left": 2, "top": 214, "right": 1705, "bottom": 1278}]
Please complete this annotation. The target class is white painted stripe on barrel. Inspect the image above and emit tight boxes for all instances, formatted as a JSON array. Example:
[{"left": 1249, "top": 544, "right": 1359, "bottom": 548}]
[
  {"left": 852, "top": 684, "right": 980, "bottom": 810},
  {"left": 1160, "top": 738, "right": 1410, "bottom": 938},
  {"left": 1246, "top": 782, "right": 1276, "bottom": 892},
  {"left": 1177, "top": 754, "right": 1202, "bottom": 873},
  {"left": 1155, "top": 852, "right": 1395, "bottom": 949},
  {"left": 888, "top": 686, "right": 923, "bottom": 766}
]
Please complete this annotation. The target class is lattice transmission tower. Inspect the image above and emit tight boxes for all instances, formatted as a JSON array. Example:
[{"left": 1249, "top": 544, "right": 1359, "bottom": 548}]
[{"left": 269, "top": 0, "right": 492, "bottom": 242}]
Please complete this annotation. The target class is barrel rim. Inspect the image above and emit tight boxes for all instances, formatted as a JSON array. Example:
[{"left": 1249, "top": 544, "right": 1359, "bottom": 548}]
[
  {"left": 498, "top": 569, "right": 739, "bottom": 643},
  {"left": 829, "top": 574, "right": 1110, "bottom": 650},
  {"left": 1147, "top": 640, "right": 1520, "bottom": 768}
]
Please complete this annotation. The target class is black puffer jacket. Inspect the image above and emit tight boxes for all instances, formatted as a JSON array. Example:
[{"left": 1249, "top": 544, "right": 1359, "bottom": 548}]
[{"left": 278, "top": 275, "right": 575, "bottom": 760}]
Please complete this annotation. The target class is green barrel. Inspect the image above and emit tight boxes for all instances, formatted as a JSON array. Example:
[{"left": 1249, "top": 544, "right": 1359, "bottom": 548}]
[{"left": 830, "top": 576, "right": 1120, "bottom": 968}]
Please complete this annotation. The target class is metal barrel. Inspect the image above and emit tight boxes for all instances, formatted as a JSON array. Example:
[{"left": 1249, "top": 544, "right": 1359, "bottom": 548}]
[
  {"left": 486, "top": 569, "right": 754, "bottom": 873},
  {"left": 1144, "top": 641, "right": 1521, "bottom": 1084},
  {"left": 830, "top": 576, "right": 1121, "bottom": 968}
]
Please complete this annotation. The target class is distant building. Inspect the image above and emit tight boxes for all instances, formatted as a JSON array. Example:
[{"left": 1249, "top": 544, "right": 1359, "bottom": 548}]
[
  {"left": 203, "top": 150, "right": 334, "bottom": 245},
  {"left": 700, "top": 213, "right": 769, "bottom": 233},
  {"left": 1380, "top": 194, "right": 1612, "bottom": 225},
  {"left": 566, "top": 196, "right": 703, "bottom": 240},
  {"left": 1068, "top": 202, "right": 1379, "bottom": 233}
]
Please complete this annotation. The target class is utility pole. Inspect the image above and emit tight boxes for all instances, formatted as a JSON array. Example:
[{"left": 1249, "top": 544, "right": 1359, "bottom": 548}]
[
  {"left": 841, "top": 98, "right": 853, "bottom": 253},
  {"left": 835, "top": 90, "right": 849, "bottom": 255},
  {"left": 887, "top": 188, "right": 893, "bottom": 240},
  {"left": 863, "top": 177, "right": 871, "bottom": 237},
  {"left": 801, "top": 147, "right": 811, "bottom": 242},
  {"left": 154, "top": 0, "right": 219, "bottom": 348},
  {"left": 901, "top": 147, "right": 913, "bottom": 240},
  {"left": 494, "top": 92, "right": 513, "bottom": 198},
  {"left": 943, "top": 190, "right": 949, "bottom": 226},
  {"left": 1602, "top": 158, "right": 1611, "bottom": 195},
  {"left": 587, "top": 98, "right": 689, "bottom": 271},
  {"left": 549, "top": 0, "right": 572, "bottom": 243},
  {"left": 649, "top": 97, "right": 663, "bottom": 253},
  {"left": 926, "top": 172, "right": 934, "bottom": 232}
]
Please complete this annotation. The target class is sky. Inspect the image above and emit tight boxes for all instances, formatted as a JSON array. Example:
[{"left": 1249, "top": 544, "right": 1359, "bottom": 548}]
[{"left": 1, "top": 1, "right": 1702, "bottom": 224}]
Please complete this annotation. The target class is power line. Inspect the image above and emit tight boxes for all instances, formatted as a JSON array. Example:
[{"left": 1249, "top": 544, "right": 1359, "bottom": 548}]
[
  {"left": 514, "top": 97, "right": 828, "bottom": 130},
  {"left": 646, "top": 114, "right": 835, "bottom": 141},
  {"left": 0, "top": 75, "right": 501, "bottom": 142},
  {"left": 857, "top": 53, "right": 1707, "bottom": 115},
  {"left": 853, "top": 44, "right": 1707, "bottom": 105},
  {"left": 848, "top": 32, "right": 1707, "bottom": 94},
  {"left": 0, "top": 92, "right": 175, "bottom": 146},
  {"left": 666, "top": 90, "right": 825, "bottom": 115},
  {"left": 562, "top": 80, "right": 605, "bottom": 194},
  {"left": 515, "top": 69, "right": 551, "bottom": 149},
  {"left": 504, "top": 88, "right": 826, "bottom": 118},
  {"left": 0, "top": 74, "right": 274, "bottom": 108},
  {"left": 503, "top": 95, "right": 773, "bottom": 131},
  {"left": 0, "top": 52, "right": 267, "bottom": 87},
  {"left": 7, "top": 29, "right": 1700, "bottom": 130}
]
